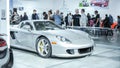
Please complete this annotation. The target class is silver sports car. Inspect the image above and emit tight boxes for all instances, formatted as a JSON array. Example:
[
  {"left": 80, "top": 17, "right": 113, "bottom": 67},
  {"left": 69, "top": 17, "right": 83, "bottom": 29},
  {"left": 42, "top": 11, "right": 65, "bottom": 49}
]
[{"left": 10, "top": 20, "right": 95, "bottom": 58}]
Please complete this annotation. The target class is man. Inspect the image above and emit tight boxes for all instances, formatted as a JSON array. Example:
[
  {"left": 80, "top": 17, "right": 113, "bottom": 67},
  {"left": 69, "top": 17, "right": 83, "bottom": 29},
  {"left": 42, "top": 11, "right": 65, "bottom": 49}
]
[
  {"left": 43, "top": 12, "right": 48, "bottom": 20},
  {"left": 11, "top": 12, "right": 20, "bottom": 24},
  {"left": 32, "top": 9, "right": 39, "bottom": 20},
  {"left": 109, "top": 14, "right": 113, "bottom": 25},
  {"left": 94, "top": 10, "right": 100, "bottom": 27},
  {"left": 22, "top": 12, "right": 28, "bottom": 21},
  {"left": 103, "top": 14, "right": 110, "bottom": 28},
  {"left": 117, "top": 16, "right": 120, "bottom": 29},
  {"left": 72, "top": 9, "right": 81, "bottom": 26},
  {"left": 53, "top": 10, "right": 62, "bottom": 25},
  {"left": 80, "top": 9, "right": 88, "bottom": 27}
]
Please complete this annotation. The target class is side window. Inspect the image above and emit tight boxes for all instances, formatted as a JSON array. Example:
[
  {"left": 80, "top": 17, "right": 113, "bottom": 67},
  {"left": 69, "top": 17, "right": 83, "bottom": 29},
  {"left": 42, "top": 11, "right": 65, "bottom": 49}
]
[
  {"left": 34, "top": 21, "right": 45, "bottom": 30},
  {"left": 20, "top": 22, "right": 33, "bottom": 30},
  {"left": 20, "top": 22, "right": 24, "bottom": 28}
]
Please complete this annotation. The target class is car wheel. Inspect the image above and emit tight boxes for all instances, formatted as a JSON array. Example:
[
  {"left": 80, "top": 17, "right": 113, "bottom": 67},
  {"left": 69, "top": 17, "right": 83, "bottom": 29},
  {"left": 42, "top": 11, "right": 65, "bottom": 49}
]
[
  {"left": 36, "top": 37, "right": 52, "bottom": 58},
  {"left": 1, "top": 49, "right": 14, "bottom": 68}
]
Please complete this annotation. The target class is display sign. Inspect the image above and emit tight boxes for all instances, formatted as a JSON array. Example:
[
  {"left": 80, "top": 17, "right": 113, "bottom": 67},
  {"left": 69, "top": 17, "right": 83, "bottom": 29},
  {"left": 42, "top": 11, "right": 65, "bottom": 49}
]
[{"left": 79, "top": 0, "right": 109, "bottom": 8}]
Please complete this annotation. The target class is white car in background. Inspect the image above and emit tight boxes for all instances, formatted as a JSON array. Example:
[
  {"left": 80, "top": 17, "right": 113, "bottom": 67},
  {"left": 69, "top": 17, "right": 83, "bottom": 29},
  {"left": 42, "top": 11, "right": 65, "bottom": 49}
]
[
  {"left": 10, "top": 20, "right": 95, "bottom": 58},
  {"left": 0, "top": 34, "right": 13, "bottom": 68}
]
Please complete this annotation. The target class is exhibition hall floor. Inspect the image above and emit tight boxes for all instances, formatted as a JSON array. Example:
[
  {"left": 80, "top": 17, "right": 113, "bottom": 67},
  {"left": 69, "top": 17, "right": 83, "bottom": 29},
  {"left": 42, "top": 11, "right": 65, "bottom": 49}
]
[{"left": 12, "top": 40, "right": 120, "bottom": 68}]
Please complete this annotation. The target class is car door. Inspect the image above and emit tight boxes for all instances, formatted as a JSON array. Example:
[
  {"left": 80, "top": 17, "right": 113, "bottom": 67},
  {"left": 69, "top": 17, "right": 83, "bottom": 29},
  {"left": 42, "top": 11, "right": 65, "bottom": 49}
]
[{"left": 14, "top": 22, "right": 34, "bottom": 48}]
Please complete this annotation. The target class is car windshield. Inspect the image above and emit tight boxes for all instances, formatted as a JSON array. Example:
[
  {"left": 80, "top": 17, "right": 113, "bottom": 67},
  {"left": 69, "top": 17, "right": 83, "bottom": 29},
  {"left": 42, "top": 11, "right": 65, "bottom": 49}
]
[{"left": 34, "top": 21, "right": 63, "bottom": 31}]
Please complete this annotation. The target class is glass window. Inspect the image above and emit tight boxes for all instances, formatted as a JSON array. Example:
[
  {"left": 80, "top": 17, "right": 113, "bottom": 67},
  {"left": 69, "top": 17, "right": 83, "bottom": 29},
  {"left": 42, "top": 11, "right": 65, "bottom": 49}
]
[
  {"left": 20, "top": 22, "right": 33, "bottom": 30},
  {"left": 34, "top": 21, "right": 63, "bottom": 31}
]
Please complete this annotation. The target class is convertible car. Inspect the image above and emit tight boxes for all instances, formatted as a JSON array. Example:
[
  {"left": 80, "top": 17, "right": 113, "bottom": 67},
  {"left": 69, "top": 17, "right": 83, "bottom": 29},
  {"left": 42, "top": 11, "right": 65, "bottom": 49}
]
[
  {"left": 0, "top": 34, "right": 13, "bottom": 68},
  {"left": 10, "top": 20, "right": 95, "bottom": 58}
]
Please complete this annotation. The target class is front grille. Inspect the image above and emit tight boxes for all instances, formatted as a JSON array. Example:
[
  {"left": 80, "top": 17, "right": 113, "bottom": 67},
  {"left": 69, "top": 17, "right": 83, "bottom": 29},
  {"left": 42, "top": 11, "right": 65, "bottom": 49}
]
[
  {"left": 0, "top": 48, "right": 7, "bottom": 59},
  {"left": 78, "top": 47, "right": 93, "bottom": 54}
]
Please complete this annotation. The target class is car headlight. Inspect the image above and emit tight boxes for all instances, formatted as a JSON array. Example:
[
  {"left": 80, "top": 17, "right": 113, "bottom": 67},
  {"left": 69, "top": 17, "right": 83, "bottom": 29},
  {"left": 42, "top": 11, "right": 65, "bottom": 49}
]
[{"left": 56, "top": 35, "right": 71, "bottom": 43}]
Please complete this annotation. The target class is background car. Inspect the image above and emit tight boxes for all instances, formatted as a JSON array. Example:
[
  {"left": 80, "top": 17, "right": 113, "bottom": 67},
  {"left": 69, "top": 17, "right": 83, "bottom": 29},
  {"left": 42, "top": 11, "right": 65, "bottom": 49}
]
[
  {"left": 91, "top": 0, "right": 109, "bottom": 7},
  {"left": 10, "top": 20, "right": 95, "bottom": 58},
  {"left": 0, "top": 34, "right": 13, "bottom": 68},
  {"left": 67, "top": 26, "right": 119, "bottom": 43}
]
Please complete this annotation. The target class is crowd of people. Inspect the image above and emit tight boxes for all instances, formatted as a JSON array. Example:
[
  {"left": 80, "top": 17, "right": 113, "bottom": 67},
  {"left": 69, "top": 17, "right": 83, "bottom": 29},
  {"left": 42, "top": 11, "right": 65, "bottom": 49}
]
[{"left": 10, "top": 9, "right": 120, "bottom": 29}]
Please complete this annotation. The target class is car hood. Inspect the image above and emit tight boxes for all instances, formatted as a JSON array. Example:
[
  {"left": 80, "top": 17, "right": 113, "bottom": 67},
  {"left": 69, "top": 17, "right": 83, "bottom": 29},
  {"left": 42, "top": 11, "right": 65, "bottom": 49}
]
[{"left": 40, "top": 29, "right": 92, "bottom": 45}]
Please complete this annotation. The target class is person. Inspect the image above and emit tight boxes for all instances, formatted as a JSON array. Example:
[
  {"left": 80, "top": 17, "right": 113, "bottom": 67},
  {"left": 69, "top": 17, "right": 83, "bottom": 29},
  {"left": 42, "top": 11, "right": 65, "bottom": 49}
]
[
  {"left": 91, "top": 15, "right": 95, "bottom": 20},
  {"left": 32, "top": 9, "right": 39, "bottom": 20},
  {"left": 87, "top": 13, "right": 91, "bottom": 26},
  {"left": 68, "top": 13, "right": 72, "bottom": 26},
  {"left": 103, "top": 14, "right": 110, "bottom": 28},
  {"left": 109, "top": 14, "right": 113, "bottom": 25},
  {"left": 48, "top": 10, "right": 54, "bottom": 21},
  {"left": 94, "top": 10, "right": 100, "bottom": 27},
  {"left": 22, "top": 12, "right": 28, "bottom": 21},
  {"left": 53, "top": 10, "right": 62, "bottom": 25},
  {"left": 80, "top": 9, "right": 88, "bottom": 27},
  {"left": 43, "top": 12, "right": 48, "bottom": 20},
  {"left": 89, "top": 15, "right": 95, "bottom": 27},
  {"left": 20, "top": 15, "right": 23, "bottom": 22},
  {"left": 72, "top": 9, "right": 81, "bottom": 26},
  {"left": 11, "top": 12, "right": 20, "bottom": 24},
  {"left": 60, "top": 12, "right": 64, "bottom": 25},
  {"left": 117, "top": 16, "right": 120, "bottom": 29},
  {"left": 65, "top": 14, "right": 68, "bottom": 26}
]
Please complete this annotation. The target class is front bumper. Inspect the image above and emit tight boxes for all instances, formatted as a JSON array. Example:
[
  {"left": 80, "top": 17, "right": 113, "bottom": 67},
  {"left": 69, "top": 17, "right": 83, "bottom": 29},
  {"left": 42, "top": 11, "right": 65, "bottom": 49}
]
[{"left": 52, "top": 42, "right": 94, "bottom": 57}]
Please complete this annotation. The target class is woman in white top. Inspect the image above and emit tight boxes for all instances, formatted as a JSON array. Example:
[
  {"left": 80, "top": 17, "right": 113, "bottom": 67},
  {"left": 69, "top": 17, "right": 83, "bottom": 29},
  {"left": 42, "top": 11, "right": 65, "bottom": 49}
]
[
  {"left": 68, "top": 13, "right": 72, "bottom": 26},
  {"left": 80, "top": 9, "right": 88, "bottom": 27}
]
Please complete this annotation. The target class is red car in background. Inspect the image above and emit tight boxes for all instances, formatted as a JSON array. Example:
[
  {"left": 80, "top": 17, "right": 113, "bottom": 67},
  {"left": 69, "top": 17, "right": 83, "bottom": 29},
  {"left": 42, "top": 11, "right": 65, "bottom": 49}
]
[{"left": 91, "top": 0, "right": 109, "bottom": 7}]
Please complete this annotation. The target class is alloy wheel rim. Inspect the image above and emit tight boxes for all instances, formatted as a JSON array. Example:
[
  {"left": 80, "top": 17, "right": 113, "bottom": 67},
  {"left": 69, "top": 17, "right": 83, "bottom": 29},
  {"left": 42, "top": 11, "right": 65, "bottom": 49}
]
[{"left": 38, "top": 39, "right": 50, "bottom": 56}]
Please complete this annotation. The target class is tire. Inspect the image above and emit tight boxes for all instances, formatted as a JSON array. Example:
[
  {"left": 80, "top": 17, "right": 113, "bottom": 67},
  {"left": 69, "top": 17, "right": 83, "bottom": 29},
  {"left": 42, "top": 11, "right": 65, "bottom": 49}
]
[
  {"left": 36, "top": 37, "right": 52, "bottom": 58},
  {"left": 7, "top": 49, "right": 14, "bottom": 68},
  {"left": 1, "top": 49, "right": 14, "bottom": 68}
]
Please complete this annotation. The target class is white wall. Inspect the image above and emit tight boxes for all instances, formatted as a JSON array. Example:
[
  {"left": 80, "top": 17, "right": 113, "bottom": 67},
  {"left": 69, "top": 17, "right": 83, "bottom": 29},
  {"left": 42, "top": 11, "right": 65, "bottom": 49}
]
[
  {"left": 12, "top": 0, "right": 120, "bottom": 21},
  {"left": 0, "top": 0, "right": 7, "bottom": 34},
  {"left": 53, "top": 0, "right": 120, "bottom": 20}
]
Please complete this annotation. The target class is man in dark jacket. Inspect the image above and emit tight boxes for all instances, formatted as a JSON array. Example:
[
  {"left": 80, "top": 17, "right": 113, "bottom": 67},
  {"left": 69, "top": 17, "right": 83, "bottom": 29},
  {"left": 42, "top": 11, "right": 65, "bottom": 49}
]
[
  {"left": 109, "top": 14, "right": 113, "bottom": 25},
  {"left": 103, "top": 14, "right": 110, "bottom": 28},
  {"left": 117, "top": 16, "right": 120, "bottom": 29},
  {"left": 22, "top": 12, "right": 28, "bottom": 21},
  {"left": 32, "top": 9, "right": 39, "bottom": 20}
]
